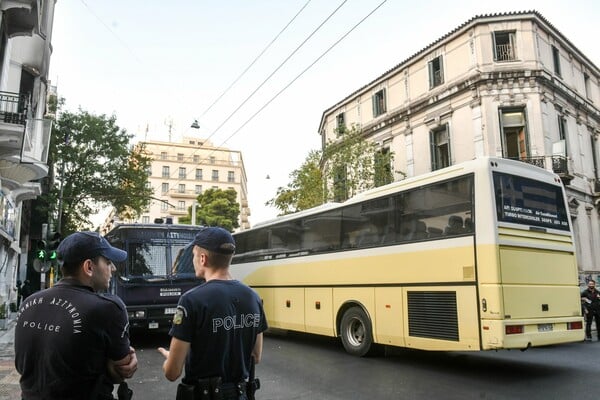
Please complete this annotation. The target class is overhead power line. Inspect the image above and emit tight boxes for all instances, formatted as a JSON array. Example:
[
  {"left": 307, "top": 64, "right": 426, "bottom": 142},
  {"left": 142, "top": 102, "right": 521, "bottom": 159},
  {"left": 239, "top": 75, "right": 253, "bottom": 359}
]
[
  {"left": 201, "top": 0, "right": 349, "bottom": 145},
  {"left": 144, "top": 1, "right": 388, "bottom": 197},
  {"left": 201, "top": 0, "right": 313, "bottom": 118},
  {"left": 220, "top": 0, "right": 389, "bottom": 147},
  {"left": 79, "top": 0, "right": 143, "bottom": 64}
]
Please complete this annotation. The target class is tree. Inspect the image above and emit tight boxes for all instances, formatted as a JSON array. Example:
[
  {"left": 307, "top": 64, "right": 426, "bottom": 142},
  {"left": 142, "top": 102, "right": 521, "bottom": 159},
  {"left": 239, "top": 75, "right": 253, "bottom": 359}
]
[
  {"left": 179, "top": 188, "right": 240, "bottom": 232},
  {"left": 266, "top": 150, "right": 324, "bottom": 216},
  {"left": 323, "top": 125, "right": 391, "bottom": 202},
  {"left": 42, "top": 108, "right": 153, "bottom": 234},
  {"left": 267, "top": 125, "right": 396, "bottom": 214}
]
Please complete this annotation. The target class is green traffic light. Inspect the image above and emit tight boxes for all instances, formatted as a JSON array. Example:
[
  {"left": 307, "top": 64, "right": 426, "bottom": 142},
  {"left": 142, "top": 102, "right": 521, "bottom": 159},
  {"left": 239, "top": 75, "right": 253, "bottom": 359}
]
[
  {"left": 36, "top": 250, "right": 47, "bottom": 260},
  {"left": 49, "top": 250, "right": 57, "bottom": 260}
]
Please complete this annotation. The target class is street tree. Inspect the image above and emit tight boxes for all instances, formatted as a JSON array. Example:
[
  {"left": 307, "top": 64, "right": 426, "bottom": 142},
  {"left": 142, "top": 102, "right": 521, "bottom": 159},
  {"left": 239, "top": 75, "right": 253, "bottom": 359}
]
[
  {"left": 266, "top": 150, "right": 324, "bottom": 216},
  {"left": 41, "top": 108, "right": 153, "bottom": 234},
  {"left": 267, "top": 125, "right": 395, "bottom": 214},
  {"left": 179, "top": 188, "right": 240, "bottom": 232},
  {"left": 323, "top": 125, "right": 394, "bottom": 201}
]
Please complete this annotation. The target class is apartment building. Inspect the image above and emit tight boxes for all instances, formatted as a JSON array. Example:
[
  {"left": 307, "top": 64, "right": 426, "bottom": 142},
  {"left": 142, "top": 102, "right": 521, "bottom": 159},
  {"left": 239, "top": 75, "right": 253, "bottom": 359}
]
[
  {"left": 318, "top": 11, "right": 600, "bottom": 275},
  {"left": 0, "top": 1, "right": 56, "bottom": 303},
  {"left": 117, "top": 136, "right": 250, "bottom": 230}
]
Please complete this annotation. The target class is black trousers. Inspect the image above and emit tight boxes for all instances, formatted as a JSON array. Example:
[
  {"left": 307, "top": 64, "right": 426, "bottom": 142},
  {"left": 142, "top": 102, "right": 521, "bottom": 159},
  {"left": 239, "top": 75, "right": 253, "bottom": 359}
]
[{"left": 585, "top": 311, "right": 600, "bottom": 339}]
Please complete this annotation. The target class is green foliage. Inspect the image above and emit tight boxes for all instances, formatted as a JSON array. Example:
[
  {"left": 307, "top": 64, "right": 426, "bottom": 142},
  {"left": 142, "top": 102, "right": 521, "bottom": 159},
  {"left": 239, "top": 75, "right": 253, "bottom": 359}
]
[
  {"left": 266, "top": 150, "right": 324, "bottom": 216},
  {"left": 41, "top": 107, "right": 153, "bottom": 234},
  {"left": 323, "top": 125, "right": 382, "bottom": 201},
  {"left": 179, "top": 188, "right": 240, "bottom": 232},
  {"left": 267, "top": 125, "right": 396, "bottom": 214}
]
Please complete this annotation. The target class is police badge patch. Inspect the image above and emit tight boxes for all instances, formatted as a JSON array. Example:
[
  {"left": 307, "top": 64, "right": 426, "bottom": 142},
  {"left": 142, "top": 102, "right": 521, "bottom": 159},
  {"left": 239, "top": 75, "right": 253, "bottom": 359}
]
[{"left": 173, "top": 306, "right": 186, "bottom": 325}]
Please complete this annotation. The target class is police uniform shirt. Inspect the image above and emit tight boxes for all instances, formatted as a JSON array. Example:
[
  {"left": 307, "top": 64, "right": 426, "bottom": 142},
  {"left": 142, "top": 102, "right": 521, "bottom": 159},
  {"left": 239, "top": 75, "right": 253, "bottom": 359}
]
[
  {"left": 582, "top": 288, "right": 600, "bottom": 310},
  {"left": 15, "top": 279, "right": 131, "bottom": 400},
  {"left": 170, "top": 279, "right": 268, "bottom": 384}
]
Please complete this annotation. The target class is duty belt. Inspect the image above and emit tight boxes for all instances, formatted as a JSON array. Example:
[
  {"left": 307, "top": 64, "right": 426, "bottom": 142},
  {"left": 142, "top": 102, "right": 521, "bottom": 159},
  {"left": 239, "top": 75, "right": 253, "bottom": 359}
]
[{"left": 219, "top": 382, "right": 247, "bottom": 399}]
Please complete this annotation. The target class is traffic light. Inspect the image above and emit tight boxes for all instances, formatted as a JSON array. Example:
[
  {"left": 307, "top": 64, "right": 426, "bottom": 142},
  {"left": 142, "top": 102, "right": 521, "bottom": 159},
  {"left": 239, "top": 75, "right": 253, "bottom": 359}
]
[
  {"left": 35, "top": 240, "right": 47, "bottom": 261},
  {"left": 47, "top": 232, "right": 62, "bottom": 262}
]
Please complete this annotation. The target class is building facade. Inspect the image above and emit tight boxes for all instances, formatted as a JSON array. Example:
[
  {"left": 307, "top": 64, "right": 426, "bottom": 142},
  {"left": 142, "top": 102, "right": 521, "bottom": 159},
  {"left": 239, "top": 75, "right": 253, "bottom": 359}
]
[
  {"left": 101, "top": 136, "right": 250, "bottom": 233},
  {"left": 0, "top": 1, "right": 56, "bottom": 307},
  {"left": 318, "top": 11, "right": 600, "bottom": 275}
]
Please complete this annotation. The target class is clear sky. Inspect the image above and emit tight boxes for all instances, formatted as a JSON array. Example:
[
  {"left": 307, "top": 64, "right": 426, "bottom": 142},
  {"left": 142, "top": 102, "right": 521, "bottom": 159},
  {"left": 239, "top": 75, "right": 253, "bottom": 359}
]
[{"left": 49, "top": 0, "right": 600, "bottom": 226}]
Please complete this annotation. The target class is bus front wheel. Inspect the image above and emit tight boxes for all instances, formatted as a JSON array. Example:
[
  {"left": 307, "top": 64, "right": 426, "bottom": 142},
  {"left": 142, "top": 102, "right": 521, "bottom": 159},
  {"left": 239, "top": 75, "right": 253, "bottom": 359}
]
[{"left": 340, "top": 306, "right": 376, "bottom": 356}]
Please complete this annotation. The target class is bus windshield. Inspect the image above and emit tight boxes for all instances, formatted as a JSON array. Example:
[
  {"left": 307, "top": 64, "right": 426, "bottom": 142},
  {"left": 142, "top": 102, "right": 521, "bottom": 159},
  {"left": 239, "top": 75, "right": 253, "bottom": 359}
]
[{"left": 493, "top": 171, "right": 570, "bottom": 231}]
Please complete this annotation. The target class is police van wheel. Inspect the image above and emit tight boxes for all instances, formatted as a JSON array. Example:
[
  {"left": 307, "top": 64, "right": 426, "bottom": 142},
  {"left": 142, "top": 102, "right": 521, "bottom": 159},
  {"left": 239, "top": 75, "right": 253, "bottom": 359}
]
[{"left": 340, "top": 306, "right": 375, "bottom": 357}]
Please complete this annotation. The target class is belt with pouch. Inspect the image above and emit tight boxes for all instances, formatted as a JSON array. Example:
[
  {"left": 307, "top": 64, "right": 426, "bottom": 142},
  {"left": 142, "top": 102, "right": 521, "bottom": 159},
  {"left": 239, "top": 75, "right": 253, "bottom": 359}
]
[{"left": 176, "top": 378, "right": 247, "bottom": 400}]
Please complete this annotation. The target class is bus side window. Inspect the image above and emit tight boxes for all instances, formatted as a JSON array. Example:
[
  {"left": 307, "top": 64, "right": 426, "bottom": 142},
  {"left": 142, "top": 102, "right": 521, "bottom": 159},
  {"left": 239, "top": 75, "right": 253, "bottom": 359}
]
[
  {"left": 444, "top": 215, "right": 465, "bottom": 235},
  {"left": 356, "top": 224, "right": 379, "bottom": 247},
  {"left": 427, "top": 227, "right": 443, "bottom": 238},
  {"left": 302, "top": 230, "right": 324, "bottom": 252},
  {"left": 464, "top": 217, "right": 473, "bottom": 233}
]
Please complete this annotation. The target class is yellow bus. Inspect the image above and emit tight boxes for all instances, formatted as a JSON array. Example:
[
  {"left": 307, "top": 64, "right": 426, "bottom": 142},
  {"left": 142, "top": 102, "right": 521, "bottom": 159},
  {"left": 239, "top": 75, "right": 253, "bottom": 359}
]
[{"left": 232, "top": 157, "right": 584, "bottom": 355}]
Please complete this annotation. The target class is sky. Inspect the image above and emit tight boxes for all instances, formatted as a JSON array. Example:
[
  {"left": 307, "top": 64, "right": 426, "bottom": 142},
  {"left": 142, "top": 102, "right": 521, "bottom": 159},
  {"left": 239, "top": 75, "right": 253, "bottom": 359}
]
[{"left": 49, "top": 0, "right": 600, "bottom": 226}]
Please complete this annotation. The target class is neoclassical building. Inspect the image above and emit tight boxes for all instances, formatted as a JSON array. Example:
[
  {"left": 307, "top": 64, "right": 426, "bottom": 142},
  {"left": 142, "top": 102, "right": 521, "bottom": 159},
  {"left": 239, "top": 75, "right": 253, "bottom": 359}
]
[
  {"left": 0, "top": 1, "right": 56, "bottom": 304},
  {"left": 318, "top": 11, "right": 599, "bottom": 274},
  {"left": 100, "top": 136, "right": 250, "bottom": 234}
]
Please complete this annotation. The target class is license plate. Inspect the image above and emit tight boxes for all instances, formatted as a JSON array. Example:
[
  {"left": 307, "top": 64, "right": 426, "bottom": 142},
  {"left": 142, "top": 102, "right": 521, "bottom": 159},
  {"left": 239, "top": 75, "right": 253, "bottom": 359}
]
[
  {"left": 165, "top": 308, "right": 177, "bottom": 315},
  {"left": 148, "top": 322, "right": 159, "bottom": 329},
  {"left": 538, "top": 323, "right": 553, "bottom": 332}
]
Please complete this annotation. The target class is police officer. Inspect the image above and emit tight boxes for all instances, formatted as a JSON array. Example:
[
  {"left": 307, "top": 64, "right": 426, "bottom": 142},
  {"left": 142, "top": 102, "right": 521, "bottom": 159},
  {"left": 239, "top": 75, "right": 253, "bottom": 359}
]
[
  {"left": 158, "top": 227, "right": 267, "bottom": 400},
  {"left": 15, "top": 231, "right": 138, "bottom": 400},
  {"left": 582, "top": 279, "right": 600, "bottom": 341}
]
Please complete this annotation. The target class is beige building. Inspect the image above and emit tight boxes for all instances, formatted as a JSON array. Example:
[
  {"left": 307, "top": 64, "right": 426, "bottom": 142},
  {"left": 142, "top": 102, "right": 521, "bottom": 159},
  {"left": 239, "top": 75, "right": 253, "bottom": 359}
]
[
  {"left": 113, "top": 136, "right": 250, "bottom": 230},
  {"left": 0, "top": 1, "right": 56, "bottom": 301},
  {"left": 318, "top": 11, "right": 600, "bottom": 274}
]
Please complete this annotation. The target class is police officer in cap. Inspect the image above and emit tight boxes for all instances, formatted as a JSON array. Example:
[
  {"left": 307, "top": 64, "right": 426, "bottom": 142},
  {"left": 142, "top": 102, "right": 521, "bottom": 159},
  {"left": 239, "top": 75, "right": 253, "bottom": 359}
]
[
  {"left": 158, "top": 227, "right": 267, "bottom": 400},
  {"left": 15, "top": 231, "right": 138, "bottom": 400}
]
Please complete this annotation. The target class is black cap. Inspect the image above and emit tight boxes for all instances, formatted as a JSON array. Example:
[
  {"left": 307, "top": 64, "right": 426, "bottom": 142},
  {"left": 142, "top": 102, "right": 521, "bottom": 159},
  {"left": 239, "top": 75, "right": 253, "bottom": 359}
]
[
  {"left": 57, "top": 231, "right": 127, "bottom": 265},
  {"left": 192, "top": 227, "right": 236, "bottom": 255}
]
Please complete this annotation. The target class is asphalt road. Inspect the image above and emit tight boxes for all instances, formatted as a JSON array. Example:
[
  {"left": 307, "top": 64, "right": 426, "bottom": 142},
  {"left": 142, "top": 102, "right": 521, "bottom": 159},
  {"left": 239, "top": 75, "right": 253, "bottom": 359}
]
[{"left": 127, "top": 330, "right": 596, "bottom": 400}]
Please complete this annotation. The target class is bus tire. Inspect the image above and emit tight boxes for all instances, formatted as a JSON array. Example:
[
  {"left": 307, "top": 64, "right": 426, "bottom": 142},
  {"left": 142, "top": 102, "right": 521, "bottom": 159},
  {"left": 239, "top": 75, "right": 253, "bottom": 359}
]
[{"left": 340, "top": 306, "right": 376, "bottom": 357}]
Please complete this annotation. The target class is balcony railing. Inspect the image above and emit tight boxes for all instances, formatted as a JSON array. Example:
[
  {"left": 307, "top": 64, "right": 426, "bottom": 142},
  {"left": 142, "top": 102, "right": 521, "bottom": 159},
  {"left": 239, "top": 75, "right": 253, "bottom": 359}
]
[
  {"left": 0, "top": 91, "right": 29, "bottom": 126},
  {"left": 514, "top": 156, "right": 572, "bottom": 181},
  {"left": 22, "top": 118, "right": 52, "bottom": 164},
  {"left": 168, "top": 189, "right": 199, "bottom": 198},
  {"left": 495, "top": 44, "right": 516, "bottom": 61}
]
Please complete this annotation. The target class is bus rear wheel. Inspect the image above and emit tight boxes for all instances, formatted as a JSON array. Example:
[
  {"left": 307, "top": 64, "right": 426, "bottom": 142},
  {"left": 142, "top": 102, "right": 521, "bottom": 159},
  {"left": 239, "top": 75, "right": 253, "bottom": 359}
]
[{"left": 340, "top": 306, "right": 376, "bottom": 356}]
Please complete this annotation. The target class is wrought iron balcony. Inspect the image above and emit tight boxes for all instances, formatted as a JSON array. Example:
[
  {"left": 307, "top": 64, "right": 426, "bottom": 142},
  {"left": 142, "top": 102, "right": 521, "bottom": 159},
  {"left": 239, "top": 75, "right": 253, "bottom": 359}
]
[
  {"left": 0, "top": 91, "right": 29, "bottom": 126},
  {"left": 513, "top": 156, "right": 572, "bottom": 184},
  {"left": 495, "top": 44, "right": 516, "bottom": 61}
]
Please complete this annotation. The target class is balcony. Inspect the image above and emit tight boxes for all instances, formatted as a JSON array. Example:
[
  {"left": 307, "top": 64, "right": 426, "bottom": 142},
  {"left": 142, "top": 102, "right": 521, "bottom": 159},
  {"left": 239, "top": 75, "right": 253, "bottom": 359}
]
[
  {"left": 516, "top": 156, "right": 573, "bottom": 185},
  {"left": 168, "top": 189, "right": 199, "bottom": 199},
  {"left": 1, "top": 0, "right": 38, "bottom": 36},
  {"left": 169, "top": 208, "right": 188, "bottom": 216},
  {"left": 0, "top": 117, "right": 52, "bottom": 188},
  {"left": 0, "top": 91, "right": 29, "bottom": 129},
  {"left": 495, "top": 44, "right": 516, "bottom": 61}
]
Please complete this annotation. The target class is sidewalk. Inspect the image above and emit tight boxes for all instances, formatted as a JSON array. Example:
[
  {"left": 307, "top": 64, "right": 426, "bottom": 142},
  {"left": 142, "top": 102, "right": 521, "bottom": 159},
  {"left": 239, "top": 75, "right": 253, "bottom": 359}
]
[{"left": 0, "top": 319, "right": 20, "bottom": 400}]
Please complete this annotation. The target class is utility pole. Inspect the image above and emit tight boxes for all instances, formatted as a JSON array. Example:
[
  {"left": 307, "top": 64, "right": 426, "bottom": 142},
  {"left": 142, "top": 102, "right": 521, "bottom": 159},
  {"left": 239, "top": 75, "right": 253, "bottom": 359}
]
[{"left": 191, "top": 201, "right": 198, "bottom": 225}]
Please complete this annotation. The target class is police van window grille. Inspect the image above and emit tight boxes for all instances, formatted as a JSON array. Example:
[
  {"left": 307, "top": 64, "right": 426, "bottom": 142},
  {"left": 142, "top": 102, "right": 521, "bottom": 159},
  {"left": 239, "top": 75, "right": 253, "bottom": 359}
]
[{"left": 129, "top": 244, "right": 168, "bottom": 276}]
